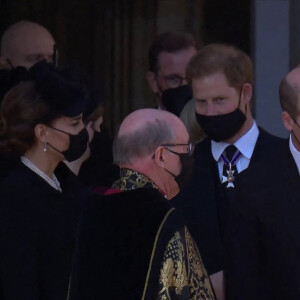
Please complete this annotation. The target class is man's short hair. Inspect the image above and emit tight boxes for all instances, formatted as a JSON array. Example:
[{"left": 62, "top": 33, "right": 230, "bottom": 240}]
[
  {"left": 186, "top": 43, "right": 253, "bottom": 91},
  {"left": 279, "top": 77, "right": 299, "bottom": 119},
  {"left": 148, "top": 32, "right": 197, "bottom": 73},
  {"left": 113, "top": 119, "right": 175, "bottom": 165}
]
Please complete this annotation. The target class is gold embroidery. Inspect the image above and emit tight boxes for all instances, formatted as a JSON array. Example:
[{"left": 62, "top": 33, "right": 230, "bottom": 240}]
[
  {"left": 158, "top": 231, "right": 189, "bottom": 299},
  {"left": 158, "top": 228, "right": 216, "bottom": 300},
  {"left": 66, "top": 275, "right": 71, "bottom": 300},
  {"left": 185, "top": 228, "right": 215, "bottom": 299},
  {"left": 141, "top": 208, "right": 175, "bottom": 300},
  {"left": 160, "top": 258, "right": 175, "bottom": 298},
  {"left": 112, "top": 168, "right": 159, "bottom": 191}
]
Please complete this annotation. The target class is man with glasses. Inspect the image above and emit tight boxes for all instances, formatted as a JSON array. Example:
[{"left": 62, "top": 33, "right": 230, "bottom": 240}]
[
  {"left": 146, "top": 31, "right": 204, "bottom": 142},
  {"left": 172, "top": 44, "right": 285, "bottom": 299},
  {"left": 69, "top": 108, "right": 215, "bottom": 300},
  {"left": 146, "top": 32, "right": 196, "bottom": 104}
]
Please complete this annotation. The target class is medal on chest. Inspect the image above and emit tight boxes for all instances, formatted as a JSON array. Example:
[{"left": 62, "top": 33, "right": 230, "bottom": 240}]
[
  {"left": 222, "top": 163, "right": 236, "bottom": 188},
  {"left": 221, "top": 150, "right": 242, "bottom": 188}
]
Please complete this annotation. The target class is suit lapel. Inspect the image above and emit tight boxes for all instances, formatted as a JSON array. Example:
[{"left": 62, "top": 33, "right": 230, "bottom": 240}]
[
  {"left": 194, "top": 138, "right": 220, "bottom": 184},
  {"left": 250, "top": 128, "right": 269, "bottom": 165},
  {"left": 192, "top": 138, "right": 221, "bottom": 231},
  {"left": 273, "top": 146, "right": 300, "bottom": 248},
  {"left": 281, "top": 145, "right": 300, "bottom": 202},
  {"left": 249, "top": 127, "right": 285, "bottom": 166}
]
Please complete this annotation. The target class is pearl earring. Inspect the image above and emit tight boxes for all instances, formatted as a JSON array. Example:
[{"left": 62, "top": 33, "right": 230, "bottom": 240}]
[{"left": 43, "top": 142, "right": 47, "bottom": 152}]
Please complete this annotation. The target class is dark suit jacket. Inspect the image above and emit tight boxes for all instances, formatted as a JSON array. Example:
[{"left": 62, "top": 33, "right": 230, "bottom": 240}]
[
  {"left": 171, "top": 128, "right": 285, "bottom": 275},
  {"left": 225, "top": 142, "right": 300, "bottom": 300}
]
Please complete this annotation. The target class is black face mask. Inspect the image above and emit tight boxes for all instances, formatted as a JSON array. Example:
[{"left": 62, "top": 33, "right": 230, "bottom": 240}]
[
  {"left": 161, "top": 85, "right": 192, "bottom": 116},
  {"left": 174, "top": 153, "right": 194, "bottom": 191},
  {"left": 164, "top": 150, "right": 194, "bottom": 191},
  {"left": 195, "top": 108, "right": 246, "bottom": 142},
  {"left": 47, "top": 127, "right": 89, "bottom": 162},
  {"left": 195, "top": 89, "right": 247, "bottom": 142}
]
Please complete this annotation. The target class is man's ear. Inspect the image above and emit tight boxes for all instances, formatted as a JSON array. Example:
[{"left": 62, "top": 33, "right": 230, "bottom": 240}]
[
  {"left": 241, "top": 83, "right": 252, "bottom": 105},
  {"left": 146, "top": 71, "right": 159, "bottom": 94},
  {"left": 34, "top": 124, "right": 48, "bottom": 143},
  {"left": 153, "top": 146, "right": 165, "bottom": 167},
  {"left": 282, "top": 111, "right": 293, "bottom": 132}
]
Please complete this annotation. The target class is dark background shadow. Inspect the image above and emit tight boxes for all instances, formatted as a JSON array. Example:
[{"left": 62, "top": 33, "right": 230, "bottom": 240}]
[{"left": 0, "top": 0, "right": 250, "bottom": 134}]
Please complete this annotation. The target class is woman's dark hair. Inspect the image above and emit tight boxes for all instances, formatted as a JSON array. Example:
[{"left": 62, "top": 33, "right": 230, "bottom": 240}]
[
  {"left": 0, "top": 61, "right": 86, "bottom": 156},
  {"left": 0, "top": 81, "right": 61, "bottom": 155}
]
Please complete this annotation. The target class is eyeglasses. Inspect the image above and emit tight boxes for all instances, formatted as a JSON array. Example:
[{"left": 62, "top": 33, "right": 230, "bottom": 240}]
[
  {"left": 161, "top": 75, "right": 187, "bottom": 88},
  {"left": 160, "top": 143, "right": 194, "bottom": 156}
]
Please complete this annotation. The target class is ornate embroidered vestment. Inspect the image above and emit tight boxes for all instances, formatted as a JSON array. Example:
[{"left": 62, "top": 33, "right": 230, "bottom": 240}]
[{"left": 112, "top": 168, "right": 215, "bottom": 300}]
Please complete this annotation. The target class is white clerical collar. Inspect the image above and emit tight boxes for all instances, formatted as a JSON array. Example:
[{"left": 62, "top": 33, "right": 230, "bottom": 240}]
[
  {"left": 211, "top": 121, "right": 259, "bottom": 161},
  {"left": 289, "top": 134, "right": 300, "bottom": 175}
]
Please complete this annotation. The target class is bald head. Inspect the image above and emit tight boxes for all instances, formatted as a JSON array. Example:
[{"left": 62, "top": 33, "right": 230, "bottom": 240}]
[
  {"left": 279, "top": 67, "right": 300, "bottom": 118},
  {"left": 1, "top": 21, "right": 55, "bottom": 69},
  {"left": 118, "top": 108, "right": 184, "bottom": 137},
  {"left": 114, "top": 108, "right": 188, "bottom": 165}
]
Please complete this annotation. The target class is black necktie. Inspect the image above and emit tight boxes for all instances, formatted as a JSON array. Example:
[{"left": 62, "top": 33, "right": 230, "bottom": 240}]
[{"left": 222, "top": 145, "right": 239, "bottom": 188}]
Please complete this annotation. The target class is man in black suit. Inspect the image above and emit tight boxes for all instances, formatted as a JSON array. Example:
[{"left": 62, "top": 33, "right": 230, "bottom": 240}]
[
  {"left": 171, "top": 44, "right": 284, "bottom": 299},
  {"left": 225, "top": 66, "right": 300, "bottom": 300}
]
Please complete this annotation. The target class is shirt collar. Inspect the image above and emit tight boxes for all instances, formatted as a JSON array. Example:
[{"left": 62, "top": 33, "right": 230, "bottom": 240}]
[
  {"left": 289, "top": 134, "right": 300, "bottom": 175},
  {"left": 211, "top": 121, "right": 259, "bottom": 161}
]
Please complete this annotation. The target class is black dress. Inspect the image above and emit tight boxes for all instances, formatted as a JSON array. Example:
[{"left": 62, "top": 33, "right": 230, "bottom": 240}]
[{"left": 0, "top": 162, "right": 88, "bottom": 300}]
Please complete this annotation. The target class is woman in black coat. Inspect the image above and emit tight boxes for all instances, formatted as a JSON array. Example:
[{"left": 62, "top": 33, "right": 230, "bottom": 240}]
[{"left": 0, "top": 63, "right": 89, "bottom": 299}]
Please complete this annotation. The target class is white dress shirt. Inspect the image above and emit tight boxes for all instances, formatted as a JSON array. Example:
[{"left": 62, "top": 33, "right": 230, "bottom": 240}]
[
  {"left": 289, "top": 134, "right": 300, "bottom": 175},
  {"left": 211, "top": 121, "right": 259, "bottom": 181}
]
